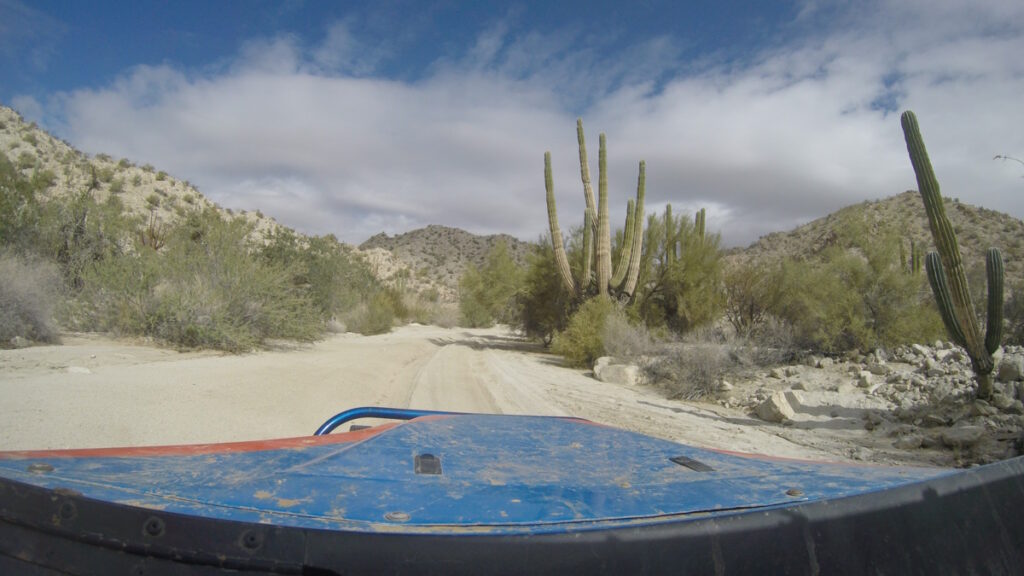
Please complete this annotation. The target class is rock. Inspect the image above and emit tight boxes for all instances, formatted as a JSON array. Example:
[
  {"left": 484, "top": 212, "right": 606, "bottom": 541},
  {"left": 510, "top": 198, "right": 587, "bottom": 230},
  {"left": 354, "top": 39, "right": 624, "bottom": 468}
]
[
  {"left": 769, "top": 368, "right": 785, "bottom": 379},
  {"left": 1005, "top": 400, "right": 1024, "bottom": 415},
  {"left": 992, "top": 393, "right": 1016, "bottom": 411},
  {"left": 867, "top": 363, "right": 892, "bottom": 376},
  {"left": 755, "top": 392, "right": 795, "bottom": 423},
  {"left": 894, "top": 435, "right": 923, "bottom": 450},
  {"left": 969, "top": 400, "right": 999, "bottom": 417},
  {"left": 856, "top": 372, "right": 873, "bottom": 388},
  {"left": 911, "top": 343, "right": 930, "bottom": 357},
  {"left": 941, "top": 425, "right": 986, "bottom": 448},
  {"left": 997, "top": 355, "right": 1024, "bottom": 382},
  {"left": 784, "top": 390, "right": 804, "bottom": 409},
  {"left": 785, "top": 366, "right": 800, "bottom": 377},
  {"left": 717, "top": 380, "right": 733, "bottom": 392},
  {"left": 10, "top": 336, "right": 29, "bottom": 349},
  {"left": 790, "top": 381, "right": 808, "bottom": 391},
  {"left": 922, "top": 414, "right": 948, "bottom": 427},
  {"left": 593, "top": 357, "right": 641, "bottom": 386},
  {"left": 818, "top": 357, "right": 834, "bottom": 369}
]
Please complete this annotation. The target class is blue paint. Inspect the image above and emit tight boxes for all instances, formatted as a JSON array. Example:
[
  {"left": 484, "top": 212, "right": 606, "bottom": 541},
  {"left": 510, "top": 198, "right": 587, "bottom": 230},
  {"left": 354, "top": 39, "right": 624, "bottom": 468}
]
[{"left": 0, "top": 412, "right": 954, "bottom": 535}]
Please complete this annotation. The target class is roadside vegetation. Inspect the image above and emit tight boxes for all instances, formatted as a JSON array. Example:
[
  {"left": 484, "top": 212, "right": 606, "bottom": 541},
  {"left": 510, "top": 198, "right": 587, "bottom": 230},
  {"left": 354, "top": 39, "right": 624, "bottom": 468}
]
[{"left": 0, "top": 150, "right": 407, "bottom": 351}]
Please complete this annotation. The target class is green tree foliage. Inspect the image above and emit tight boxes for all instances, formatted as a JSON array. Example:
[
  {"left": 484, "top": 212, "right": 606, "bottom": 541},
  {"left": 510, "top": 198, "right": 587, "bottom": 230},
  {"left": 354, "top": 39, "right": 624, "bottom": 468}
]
[
  {"left": 458, "top": 240, "right": 524, "bottom": 327},
  {"left": 769, "top": 214, "right": 944, "bottom": 352},
  {"left": 517, "top": 240, "right": 574, "bottom": 344},
  {"left": 634, "top": 208, "right": 723, "bottom": 333}
]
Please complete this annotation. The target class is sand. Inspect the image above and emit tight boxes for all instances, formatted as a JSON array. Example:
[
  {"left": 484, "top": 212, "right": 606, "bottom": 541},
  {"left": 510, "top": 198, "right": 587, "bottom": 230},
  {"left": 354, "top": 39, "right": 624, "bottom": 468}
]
[{"left": 0, "top": 324, "right": 899, "bottom": 463}]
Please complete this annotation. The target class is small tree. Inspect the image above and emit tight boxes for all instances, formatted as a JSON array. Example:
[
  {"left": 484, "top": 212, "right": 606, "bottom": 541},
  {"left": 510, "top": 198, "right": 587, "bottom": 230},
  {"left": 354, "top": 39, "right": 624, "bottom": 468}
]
[
  {"left": 517, "top": 240, "right": 574, "bottom": 345},
  {"left": 459, "top": 240, "right": 524, "bottom": 327}
]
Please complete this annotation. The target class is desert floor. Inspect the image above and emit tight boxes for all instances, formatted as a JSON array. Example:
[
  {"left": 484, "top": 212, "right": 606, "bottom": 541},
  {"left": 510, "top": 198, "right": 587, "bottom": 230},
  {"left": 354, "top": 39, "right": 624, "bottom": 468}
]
[{"left": 0, "top": 324, "right": 936, "bottom": 465}]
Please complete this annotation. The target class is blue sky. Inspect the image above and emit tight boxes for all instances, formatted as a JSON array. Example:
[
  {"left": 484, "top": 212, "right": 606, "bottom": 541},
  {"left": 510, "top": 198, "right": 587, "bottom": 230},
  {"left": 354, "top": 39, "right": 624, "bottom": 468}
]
[{"left": 2, "top": 0, "right": 1023, "bottom": 246}]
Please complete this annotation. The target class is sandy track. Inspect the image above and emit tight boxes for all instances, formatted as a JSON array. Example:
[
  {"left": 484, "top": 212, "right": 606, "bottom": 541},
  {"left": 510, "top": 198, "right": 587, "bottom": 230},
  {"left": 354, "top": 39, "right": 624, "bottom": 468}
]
[{"left": 0, "top": 324, "right": 843, "bottom": 461}]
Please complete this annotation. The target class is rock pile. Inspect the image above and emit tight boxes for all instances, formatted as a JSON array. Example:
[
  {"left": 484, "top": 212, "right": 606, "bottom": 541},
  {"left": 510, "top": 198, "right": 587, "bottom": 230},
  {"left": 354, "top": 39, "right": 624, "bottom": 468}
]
[{"left": 726, "top": 343, "right": 1024, "bottom": 466}]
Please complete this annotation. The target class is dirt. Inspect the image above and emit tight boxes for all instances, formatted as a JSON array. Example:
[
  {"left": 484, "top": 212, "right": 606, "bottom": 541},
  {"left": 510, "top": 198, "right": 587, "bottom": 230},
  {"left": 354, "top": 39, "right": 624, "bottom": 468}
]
[{"left": 1, "top": 325, "right": 1017, "bottom": 468}]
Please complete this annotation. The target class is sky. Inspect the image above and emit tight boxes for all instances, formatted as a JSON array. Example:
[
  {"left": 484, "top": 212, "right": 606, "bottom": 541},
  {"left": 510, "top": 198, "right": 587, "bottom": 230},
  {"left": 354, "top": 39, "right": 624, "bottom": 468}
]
[{"left": 1, "top": 0, "right": 1022, "bottom": 247}]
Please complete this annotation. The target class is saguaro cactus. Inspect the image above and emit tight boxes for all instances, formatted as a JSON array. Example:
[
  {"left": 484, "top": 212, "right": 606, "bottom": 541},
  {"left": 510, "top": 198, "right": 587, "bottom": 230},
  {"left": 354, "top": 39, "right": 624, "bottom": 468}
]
[
  {"left": 901, "top": 110, "right": 1003, "bottom": 399},
  {"left": 545, "top": 119, "right": 645, "bottom": 301}
]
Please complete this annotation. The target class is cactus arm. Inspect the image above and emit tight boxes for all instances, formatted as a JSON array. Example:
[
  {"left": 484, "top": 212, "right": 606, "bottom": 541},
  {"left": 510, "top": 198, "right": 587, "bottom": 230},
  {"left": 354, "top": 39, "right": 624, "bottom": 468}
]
[
  {"left": 577, "top": 118, "right": 598, "bottom": 241},
  {"left": 545, "top": 151, "right": 579, "bottom": 298},
  {"left": 611, "top": 199, "right": 635, "bottom": 288},
  {"left": 582, "top": 208, "right": 593, "bottom": 290},
  {"left": 985, "top": 247, "right": 1004, "bottom": 355},
  {"left": 665, "top": 204, "right": 675, "bottom": 265},
  {"left": 621, "top": 160, "right": 646, "bottom": 298},
  {"left": 595, "top": 133, "right": 612, "bottom": 298},
  {"left": 696, "top": 208, "right": 706, "bottom": 243},
  {"left": 901, "top": 111, "right": 993, "bottom": 382},
  {"left": 925, "top": 252, "right": 967, "bottom": 348}
]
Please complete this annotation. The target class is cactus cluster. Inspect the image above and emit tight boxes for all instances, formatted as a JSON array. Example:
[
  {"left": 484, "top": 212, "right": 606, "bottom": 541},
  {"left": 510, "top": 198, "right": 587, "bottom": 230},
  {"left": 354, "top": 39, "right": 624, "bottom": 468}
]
[
  {"left": 545, "top": 119, "right": 645, "bottom": 301},
  {"left": 901, "top": 110, "right": 1003, "bottom": 399}
]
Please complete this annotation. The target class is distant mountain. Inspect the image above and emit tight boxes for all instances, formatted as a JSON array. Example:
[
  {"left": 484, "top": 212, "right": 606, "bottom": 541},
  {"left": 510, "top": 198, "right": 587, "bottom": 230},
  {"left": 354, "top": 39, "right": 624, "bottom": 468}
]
[
  {"left": 360, "top": 225, "right": 532, "bottom": 298},
  {"left": 732, "top": 190, "right": 1024, "bottom": 283}
]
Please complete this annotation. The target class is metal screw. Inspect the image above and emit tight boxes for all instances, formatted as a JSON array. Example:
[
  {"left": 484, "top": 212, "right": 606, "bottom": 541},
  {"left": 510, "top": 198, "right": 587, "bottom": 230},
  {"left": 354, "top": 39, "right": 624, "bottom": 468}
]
[
  {"left": 59, "top": 501, "right": 76, "bottom": 520},
  {"left": 143, "top": 517, "right": 165, "bottom": 537},
  {"left": 241, "top": 530, "right": 263, "bottom": 549}
]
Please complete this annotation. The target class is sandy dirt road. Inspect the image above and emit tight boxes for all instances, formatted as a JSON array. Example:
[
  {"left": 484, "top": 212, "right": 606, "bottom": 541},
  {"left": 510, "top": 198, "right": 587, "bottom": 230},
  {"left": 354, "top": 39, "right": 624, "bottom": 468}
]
[{"left": 0, "top": 324, "right": 847, "bottom": 460}]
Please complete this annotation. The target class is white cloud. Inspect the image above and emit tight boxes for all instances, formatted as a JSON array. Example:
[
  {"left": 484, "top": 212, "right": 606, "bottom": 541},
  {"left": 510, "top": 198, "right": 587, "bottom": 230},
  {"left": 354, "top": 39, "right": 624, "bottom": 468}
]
[{"left": 19, "top": 1, "right": 1024, "bottom": 247}]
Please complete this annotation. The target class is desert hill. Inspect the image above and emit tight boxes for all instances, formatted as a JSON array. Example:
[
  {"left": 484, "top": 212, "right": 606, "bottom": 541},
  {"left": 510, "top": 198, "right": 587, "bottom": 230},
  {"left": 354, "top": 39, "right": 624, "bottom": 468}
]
[
  {"left": 732, "top": 190, "right": 1024, "bottom": 283},
  {"left": 0, "top": 105, "right": 281, "bottom": 240},
  {"left": 360, "top": 225, "right": 531, "bottom": 299}
]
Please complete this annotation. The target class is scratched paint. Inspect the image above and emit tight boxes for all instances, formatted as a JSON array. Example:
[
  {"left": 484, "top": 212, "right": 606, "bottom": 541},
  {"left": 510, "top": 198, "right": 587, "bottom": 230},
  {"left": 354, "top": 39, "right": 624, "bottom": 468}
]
[{"left": 0, "top": 414, "right": 955, "bottom": 536}]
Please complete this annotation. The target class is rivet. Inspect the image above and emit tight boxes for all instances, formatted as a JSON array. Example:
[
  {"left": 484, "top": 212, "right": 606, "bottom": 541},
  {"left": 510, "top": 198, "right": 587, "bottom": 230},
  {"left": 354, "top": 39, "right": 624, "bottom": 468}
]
[
  {"left": 786, "top": 488, "right": 804, "bottom": 497},
  {"left": 385, "top": 511, "right": 410, "bottom": 522}
]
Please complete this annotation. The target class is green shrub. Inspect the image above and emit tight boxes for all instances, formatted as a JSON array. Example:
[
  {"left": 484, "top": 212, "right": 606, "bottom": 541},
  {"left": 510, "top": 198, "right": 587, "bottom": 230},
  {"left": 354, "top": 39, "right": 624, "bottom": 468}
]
[
  {"left": 517, "top": 240, "right": 572, "bottom": 344},
  {"left": 769, "top": 215, "right": 944, "bottom": 352},
  {"left": 552, "top": 297, "right": 620, "bottom": 367},
  {"left": 156, "top": 171, "right": 167, "bottom": 181},
  {"left": 0, "top": 252, "right": 61, "bottom": 346},
  {"left": 73, "top": 209, "right": 322, "bottom": 351},
  {"left": 109, "top": 177, "right": 124, "bottom": 193},
  {"left": 345, "top": 293, "right": 395, "bottom": 335},
  {"left": 458, "top": 240, "right": 523, "bottom": 327}
]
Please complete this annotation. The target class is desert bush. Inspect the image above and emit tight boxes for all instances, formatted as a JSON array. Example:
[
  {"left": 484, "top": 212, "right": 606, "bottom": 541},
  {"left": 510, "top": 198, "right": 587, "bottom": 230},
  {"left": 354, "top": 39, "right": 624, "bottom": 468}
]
[
  {"left": 74, "top": 209, "right": 322, "bottom": 351},
  {"left": 459, "top": 240, "right": 523, "bottom": 328},
  {"left": 344, "top": 293, "right": 395, "bottom": 335},
  {"left": 517, "top": 240, "right": 573, "bottom": 344},
  {"left": 0, "top": 151, "right": 42, "bottom": 252},
  {"left": 634, "top": 209, "right": 724, "bottom": 333},
  {"left": 723, "top": 260, "right": 780, "bottom": 336},
  {"left": 769, "top": 215, "right": 944, "bottom": 353},
  {"left": 109, "top": 177, "right": 125, "bottom": 193},
  {"left": 1005, "top": 282, "right": 1024, "bottom": 346},
  {"left": 551, "top": 297, "right": 621, "bottom": 368},
  {"left": 0, "top": 252, "right": 61, "bottom": 346}
]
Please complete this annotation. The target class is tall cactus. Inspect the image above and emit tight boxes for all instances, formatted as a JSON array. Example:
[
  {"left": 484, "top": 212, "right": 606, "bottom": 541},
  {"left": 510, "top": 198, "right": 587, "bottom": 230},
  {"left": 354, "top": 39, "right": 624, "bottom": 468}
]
[
  {"left": 901, "top": 110, "right": 1003, "bottom": 399},
  {"left": 695, "top": 207, "right": 706, "bottom": 243},
  {"left": 545, "top": 119, "right": 646, "bottom": 301}
]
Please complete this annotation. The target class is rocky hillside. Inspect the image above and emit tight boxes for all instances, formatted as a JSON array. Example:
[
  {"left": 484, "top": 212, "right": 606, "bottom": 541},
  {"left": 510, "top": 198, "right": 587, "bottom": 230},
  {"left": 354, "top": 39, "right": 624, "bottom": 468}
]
[
  {"left": 0, "top": 105, "right": 282, "bottom": 240},
  {"left": 733, "top": 190, "right": 1024, "bottom": 282},
  {"left": 360, "top": 225, "right": 532, "bottom": 299}
]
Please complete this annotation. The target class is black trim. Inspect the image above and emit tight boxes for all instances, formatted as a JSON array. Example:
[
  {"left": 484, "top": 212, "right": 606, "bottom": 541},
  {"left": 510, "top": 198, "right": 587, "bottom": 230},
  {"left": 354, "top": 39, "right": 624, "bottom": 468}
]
[{"left": 1, "top": 456, "right": 1022, "bottom": 575}]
